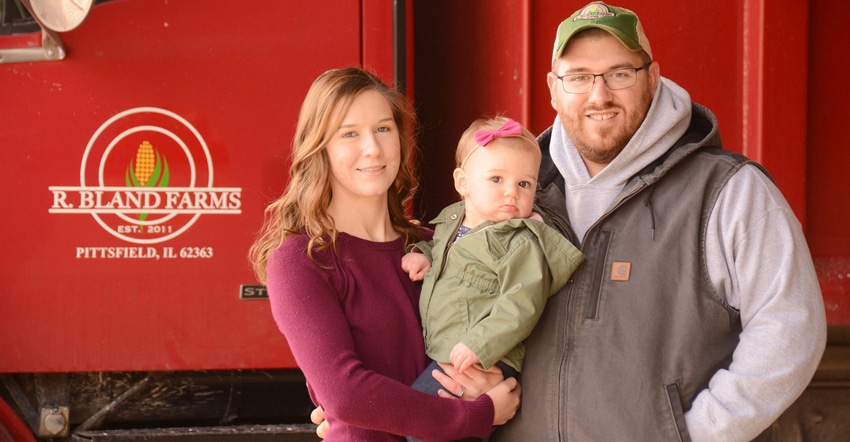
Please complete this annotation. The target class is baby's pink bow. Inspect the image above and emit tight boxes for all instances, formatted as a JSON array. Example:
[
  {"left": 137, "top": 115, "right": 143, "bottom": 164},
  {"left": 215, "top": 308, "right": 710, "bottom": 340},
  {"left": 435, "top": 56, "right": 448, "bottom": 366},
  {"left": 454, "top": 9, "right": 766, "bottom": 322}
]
[{"left": 473, "top": 119, "right": 522, "bottom": 146}]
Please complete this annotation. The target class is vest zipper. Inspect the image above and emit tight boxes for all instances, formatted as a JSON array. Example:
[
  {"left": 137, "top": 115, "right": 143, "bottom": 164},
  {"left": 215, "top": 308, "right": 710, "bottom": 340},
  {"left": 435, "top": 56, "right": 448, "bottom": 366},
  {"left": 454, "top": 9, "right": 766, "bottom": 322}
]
[
  {"left": 556, "top": 179, "right": 650, "bottom": 439},
  {"left": 580, "top": 180, "right": 649, "bottom": 245}
]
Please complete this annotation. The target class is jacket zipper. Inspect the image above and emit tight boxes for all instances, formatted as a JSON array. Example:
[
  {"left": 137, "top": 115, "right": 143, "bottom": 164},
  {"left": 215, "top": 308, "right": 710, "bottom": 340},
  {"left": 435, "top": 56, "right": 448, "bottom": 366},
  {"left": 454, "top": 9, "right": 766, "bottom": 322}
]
[{"left": 437, "top": 224, "right": 492, "bottom": 275}]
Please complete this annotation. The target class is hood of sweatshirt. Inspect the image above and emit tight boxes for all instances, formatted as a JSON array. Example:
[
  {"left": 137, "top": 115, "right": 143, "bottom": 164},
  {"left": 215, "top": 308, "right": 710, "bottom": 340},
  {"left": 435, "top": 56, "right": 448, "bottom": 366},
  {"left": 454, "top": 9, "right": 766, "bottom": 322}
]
[{"left": 548, "top": 76, "right": 698, "bottom": 242}]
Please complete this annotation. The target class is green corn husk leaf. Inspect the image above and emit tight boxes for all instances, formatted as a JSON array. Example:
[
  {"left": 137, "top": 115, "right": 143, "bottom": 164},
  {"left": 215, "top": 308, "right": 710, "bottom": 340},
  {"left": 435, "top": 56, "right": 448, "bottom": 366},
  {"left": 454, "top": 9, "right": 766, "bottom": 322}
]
[{"left": 126, "top": 161, "right": 141, "bottom": 187}]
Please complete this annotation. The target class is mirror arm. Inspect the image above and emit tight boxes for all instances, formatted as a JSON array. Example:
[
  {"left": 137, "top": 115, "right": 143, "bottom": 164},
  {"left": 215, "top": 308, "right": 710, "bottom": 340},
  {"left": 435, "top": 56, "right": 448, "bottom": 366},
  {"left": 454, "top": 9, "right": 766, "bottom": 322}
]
[{"left": 0, "top": 0, "right": 67, "bottom": 64}]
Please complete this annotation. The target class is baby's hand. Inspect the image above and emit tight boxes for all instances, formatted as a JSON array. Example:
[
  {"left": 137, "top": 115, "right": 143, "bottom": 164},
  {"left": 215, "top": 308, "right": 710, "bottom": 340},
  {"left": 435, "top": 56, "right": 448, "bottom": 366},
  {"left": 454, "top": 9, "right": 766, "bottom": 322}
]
[
  {"left": 401, "top": 252, "right": 431, "bottom": 281},
  {"left": 450, "top": 342, "right": 480, "bottom": 374},
  {"left": 528, "top": 211, "right": 544, "bottom": 222}
]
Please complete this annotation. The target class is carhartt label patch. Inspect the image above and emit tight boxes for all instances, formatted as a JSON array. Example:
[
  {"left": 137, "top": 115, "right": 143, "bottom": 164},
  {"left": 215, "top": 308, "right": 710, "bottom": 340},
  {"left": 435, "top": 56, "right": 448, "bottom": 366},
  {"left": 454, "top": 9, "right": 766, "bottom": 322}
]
[{"left": 611, "top": 262, "right": 631, "bottom": 281}]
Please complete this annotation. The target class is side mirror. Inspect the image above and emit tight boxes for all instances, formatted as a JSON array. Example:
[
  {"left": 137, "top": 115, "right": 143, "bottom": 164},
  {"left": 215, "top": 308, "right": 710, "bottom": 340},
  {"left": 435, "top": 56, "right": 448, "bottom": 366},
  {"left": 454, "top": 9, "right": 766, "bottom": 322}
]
[
  {"left": 0, "top": 0, "right": 94, "bottom": 64},
  {"left": 29, "top": 0, "right": 94, "bottom": 32}
]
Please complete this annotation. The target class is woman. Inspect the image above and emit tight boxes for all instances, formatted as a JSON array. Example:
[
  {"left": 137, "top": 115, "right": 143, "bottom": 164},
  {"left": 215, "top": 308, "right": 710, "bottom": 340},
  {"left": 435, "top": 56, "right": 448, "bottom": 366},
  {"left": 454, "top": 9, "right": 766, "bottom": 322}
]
[{"left": 249, "top": 67, "right": 519, "bottom": 441}]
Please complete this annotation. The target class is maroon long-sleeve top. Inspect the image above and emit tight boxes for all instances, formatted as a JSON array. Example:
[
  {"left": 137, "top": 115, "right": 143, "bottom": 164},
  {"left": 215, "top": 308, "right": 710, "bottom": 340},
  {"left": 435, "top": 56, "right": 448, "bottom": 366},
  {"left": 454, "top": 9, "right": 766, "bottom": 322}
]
[{"left": 266, "top": 232, "right": 494, "bottom": 441}]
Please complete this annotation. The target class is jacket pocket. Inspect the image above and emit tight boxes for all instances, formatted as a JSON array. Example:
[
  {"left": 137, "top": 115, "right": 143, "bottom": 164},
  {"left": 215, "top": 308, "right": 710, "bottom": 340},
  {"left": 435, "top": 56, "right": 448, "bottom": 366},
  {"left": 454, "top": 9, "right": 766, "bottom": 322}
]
[{"left": 665, "top": 382, "right": 692, "bottom": 442}]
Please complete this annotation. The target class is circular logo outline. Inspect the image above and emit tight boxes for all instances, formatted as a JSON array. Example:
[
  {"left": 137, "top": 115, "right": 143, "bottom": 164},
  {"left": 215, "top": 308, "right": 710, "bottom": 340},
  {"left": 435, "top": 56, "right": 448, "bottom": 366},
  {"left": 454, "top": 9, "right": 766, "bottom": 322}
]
[{"left": 81, "top": 107, "right": 215, "bottom": 244}]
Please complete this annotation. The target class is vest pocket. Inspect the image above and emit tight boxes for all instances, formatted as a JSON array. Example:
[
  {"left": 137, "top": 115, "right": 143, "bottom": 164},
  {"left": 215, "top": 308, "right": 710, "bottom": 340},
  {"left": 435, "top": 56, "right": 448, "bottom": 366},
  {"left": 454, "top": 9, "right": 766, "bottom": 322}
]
[
  {"left": 665, "top": 382, "right": 692, "bottom": 442},
  {"left": 584, "top": 230, "right": 611, "bottom": 320}
]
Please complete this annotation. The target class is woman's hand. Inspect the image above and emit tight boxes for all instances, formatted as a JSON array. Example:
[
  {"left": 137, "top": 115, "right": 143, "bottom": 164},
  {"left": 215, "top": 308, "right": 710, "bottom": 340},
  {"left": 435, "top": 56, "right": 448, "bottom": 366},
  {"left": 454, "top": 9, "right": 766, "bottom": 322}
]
[
  {"left": 435, "top": 362, "right": 503, "bottom": 399},
  {"left": 310, "top": 406, "right": 328, "bottom": 439},
  {"left": 435, "top": 363, "right": 520, "bottom": 426},
  {"left": 484, "top": 377, "right": 521, "bottom": 425},
  {"left": 311, "top": 365, "right": 518, "bottom": 435},
  {"left": 436, "top": 363, "right": 520, "bottom": 426}
]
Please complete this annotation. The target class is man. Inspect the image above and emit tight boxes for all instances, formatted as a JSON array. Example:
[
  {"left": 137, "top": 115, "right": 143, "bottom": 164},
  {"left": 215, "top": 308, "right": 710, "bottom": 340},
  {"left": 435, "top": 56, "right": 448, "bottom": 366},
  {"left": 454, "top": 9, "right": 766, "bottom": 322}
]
[{"left": 490, "top": 2, "right": 826, "bottom": 441}]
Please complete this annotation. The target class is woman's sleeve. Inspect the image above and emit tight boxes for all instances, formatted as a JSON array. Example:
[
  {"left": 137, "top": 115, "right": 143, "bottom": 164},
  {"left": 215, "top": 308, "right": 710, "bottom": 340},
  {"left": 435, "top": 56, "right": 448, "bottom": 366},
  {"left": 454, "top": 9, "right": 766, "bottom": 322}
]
[{"left": 266, "top": 239, "right": 494, "bottom": 440}]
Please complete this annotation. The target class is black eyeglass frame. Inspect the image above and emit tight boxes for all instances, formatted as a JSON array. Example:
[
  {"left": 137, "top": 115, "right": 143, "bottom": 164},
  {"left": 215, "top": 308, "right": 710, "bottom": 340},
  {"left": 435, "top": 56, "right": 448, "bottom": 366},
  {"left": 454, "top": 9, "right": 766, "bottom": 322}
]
[{"left": 555, "top": 62, "right": 653, "bottom": 94}]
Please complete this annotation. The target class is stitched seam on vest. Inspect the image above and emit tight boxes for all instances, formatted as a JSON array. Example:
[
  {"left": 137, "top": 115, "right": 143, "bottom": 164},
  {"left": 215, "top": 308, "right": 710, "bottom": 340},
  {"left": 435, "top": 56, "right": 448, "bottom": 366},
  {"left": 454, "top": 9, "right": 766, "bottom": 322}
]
[{"left": 697, "top": 149, "right": 754, "bottom": 315}]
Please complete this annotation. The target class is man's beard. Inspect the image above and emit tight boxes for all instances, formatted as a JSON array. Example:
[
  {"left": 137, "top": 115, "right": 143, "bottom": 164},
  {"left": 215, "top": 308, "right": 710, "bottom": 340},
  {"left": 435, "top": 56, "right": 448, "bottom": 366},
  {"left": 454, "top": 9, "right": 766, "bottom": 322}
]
[{"left": 565, "top": 90, "right": 653, "bottom": 166}]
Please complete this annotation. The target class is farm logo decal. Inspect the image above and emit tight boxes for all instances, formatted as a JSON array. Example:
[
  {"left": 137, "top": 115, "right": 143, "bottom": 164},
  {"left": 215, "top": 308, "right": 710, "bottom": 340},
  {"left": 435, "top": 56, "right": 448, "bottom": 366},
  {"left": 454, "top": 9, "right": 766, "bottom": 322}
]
[{"left": 49, "top": 107, "right": 241, "bottom": 246}]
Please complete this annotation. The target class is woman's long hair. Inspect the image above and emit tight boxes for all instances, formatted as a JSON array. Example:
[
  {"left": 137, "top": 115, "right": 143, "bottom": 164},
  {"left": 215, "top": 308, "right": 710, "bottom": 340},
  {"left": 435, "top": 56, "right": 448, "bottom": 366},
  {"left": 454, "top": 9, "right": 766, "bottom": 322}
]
[{"left": 249, "top": 67, "right": 420, "bottom": 283}]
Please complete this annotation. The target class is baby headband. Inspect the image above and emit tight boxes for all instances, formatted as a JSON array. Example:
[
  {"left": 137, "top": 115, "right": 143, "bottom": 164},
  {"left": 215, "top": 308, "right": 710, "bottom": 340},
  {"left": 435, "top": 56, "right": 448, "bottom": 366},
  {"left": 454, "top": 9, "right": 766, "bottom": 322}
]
[
  {"left": 460, "top": 119, "right": 523, "bottom": 168},
  {"left": 474, "top": 119, "right": 522, "bottom": 146}
]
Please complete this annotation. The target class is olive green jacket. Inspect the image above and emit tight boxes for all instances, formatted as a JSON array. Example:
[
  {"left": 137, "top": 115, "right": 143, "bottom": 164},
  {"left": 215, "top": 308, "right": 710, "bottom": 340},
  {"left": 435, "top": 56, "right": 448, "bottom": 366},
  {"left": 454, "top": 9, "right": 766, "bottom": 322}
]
[{"left": 413, "top": 201, "right": 584, "bottom": 371}]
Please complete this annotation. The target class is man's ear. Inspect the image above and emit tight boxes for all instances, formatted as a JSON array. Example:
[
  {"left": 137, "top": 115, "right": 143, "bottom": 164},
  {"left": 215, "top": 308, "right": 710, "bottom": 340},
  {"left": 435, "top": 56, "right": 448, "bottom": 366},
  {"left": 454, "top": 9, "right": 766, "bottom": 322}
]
[
  {"left": 547, "top": 71, "right": 560, "bottom": 110},
  {"left": 453, "top": 167, "right": 467, "bottom": 197},
  {"left": 647, "top": 61, "right": 661, "bottom": 98}
]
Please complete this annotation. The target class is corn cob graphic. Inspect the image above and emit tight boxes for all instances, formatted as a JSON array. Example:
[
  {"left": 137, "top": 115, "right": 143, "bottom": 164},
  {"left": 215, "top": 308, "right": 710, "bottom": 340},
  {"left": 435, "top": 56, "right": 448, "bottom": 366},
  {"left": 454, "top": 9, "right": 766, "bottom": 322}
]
[
  {"left": 126, "top": 141, "right": 170, "bottom": 232},
  {"left": 134, "top": 141, "right": 156, "bottom": 186}
]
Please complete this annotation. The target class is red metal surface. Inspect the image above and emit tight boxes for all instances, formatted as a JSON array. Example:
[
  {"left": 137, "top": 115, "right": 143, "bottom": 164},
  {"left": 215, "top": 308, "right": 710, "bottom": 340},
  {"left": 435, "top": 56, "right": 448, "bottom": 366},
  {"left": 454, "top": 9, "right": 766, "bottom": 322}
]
[
  {"left": 806, "top": 0, "right": 850, "bottom": 325},
  {"left": 0, "top": 0, "right": 403, "bottom": 372},
  {"left": 412, "top": 0, "right": 531, "bottom": 221},
  {"left": 755, "top": 0, "right": 809, "bottom": 223},
  {"left": 362, "top": 0, "right": 394, "bottom": 84}
]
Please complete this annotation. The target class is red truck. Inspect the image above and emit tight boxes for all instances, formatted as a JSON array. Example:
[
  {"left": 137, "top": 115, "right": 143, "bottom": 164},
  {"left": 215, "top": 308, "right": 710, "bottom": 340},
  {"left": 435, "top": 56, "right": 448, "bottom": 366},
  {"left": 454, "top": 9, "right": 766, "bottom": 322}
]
[{"left": 2, "top": 0, "right": 847, "bottom": 440}]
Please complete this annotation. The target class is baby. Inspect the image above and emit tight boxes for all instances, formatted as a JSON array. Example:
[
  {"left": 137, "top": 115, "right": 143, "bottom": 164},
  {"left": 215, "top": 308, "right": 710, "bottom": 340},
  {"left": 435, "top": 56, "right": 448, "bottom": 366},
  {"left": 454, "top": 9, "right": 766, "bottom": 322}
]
[{"left": 403, "top": 116, "right": 584, "bottom": 408}]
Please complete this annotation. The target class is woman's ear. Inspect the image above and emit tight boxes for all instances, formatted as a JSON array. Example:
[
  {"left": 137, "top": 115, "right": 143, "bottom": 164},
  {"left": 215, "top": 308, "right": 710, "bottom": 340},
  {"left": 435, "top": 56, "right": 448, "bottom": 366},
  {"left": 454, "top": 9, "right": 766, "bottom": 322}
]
[{"left": 453, "top": 167, "right": 468, "bottom": 197}]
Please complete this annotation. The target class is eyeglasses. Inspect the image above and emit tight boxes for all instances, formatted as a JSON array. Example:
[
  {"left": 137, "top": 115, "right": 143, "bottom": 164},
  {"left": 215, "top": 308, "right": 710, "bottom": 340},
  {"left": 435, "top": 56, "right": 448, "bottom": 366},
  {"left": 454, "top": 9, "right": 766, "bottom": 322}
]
[{"left": 555, "top": 63, "right": 652, "bottom": 94}]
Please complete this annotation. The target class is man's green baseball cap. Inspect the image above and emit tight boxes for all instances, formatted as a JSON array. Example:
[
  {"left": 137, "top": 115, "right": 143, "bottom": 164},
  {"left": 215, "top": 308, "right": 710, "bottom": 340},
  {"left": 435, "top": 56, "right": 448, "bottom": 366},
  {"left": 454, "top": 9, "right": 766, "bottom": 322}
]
[{"left": 552, "top": 2, "right": 652, "bottom": 66}]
